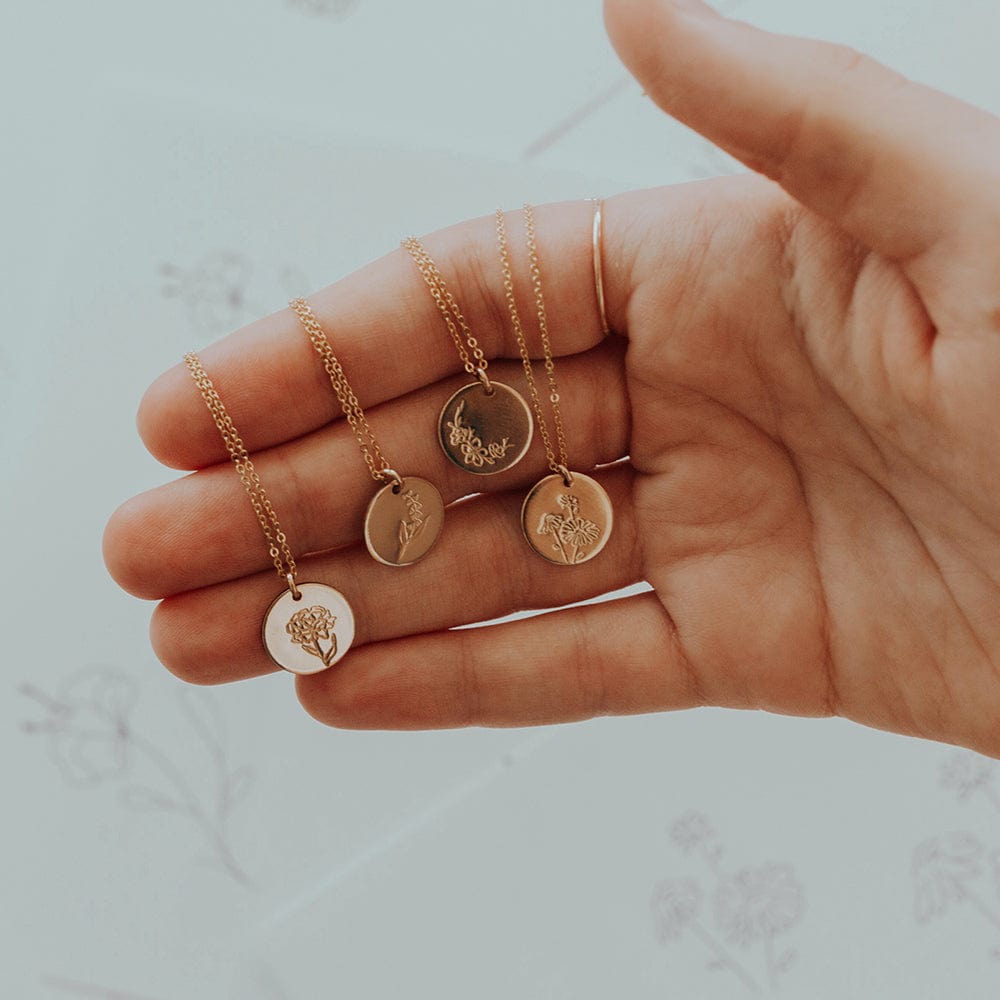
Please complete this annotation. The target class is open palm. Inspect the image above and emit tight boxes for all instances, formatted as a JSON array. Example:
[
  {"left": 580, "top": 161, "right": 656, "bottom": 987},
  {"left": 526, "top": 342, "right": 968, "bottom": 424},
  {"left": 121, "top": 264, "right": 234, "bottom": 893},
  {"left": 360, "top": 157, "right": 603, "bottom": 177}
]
[{"left": 104, "top": 0, "right": 1000, "bottom": 757}]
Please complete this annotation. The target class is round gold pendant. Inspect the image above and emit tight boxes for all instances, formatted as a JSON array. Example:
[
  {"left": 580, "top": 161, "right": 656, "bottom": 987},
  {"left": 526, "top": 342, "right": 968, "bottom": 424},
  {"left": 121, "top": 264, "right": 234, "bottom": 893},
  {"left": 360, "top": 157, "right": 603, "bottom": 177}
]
[
  {"left": 364, "top": 475, "right": 445, "bottom": 567},
  {"left": 521, "top": 472, "right": 613, "bottom": 566},
  {"left": 262, "top": 582, "right": 355, "bottom": 674},
  {"left": 438, "top": 381, "right": 533, "bottom": 475}
]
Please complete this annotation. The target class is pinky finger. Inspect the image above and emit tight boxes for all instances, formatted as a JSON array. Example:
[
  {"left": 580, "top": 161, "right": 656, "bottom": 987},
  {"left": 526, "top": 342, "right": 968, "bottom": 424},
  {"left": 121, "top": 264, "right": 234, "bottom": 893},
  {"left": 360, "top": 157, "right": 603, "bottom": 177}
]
[{"left": 295, "top": 592, "right": 703, "bottom": 730}]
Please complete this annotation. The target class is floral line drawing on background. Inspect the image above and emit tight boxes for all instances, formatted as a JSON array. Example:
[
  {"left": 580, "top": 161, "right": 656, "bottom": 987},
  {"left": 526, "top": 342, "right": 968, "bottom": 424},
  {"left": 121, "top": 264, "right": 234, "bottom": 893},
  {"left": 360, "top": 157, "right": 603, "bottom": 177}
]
[
  {"left": 284, "top": 0, "right": 360, "bottom": 18},
  {"left": 41, "top": 975, "right": 163, "bottom": 999},
  {"left": 21, "top": 665, "right": 257, "bottom": 887},
  {"left": 522, "top": 0, "right": 750, "bottom": 161},
  {"left": 161, "top": 251, "right": 310, "bottom": 337},
  {"left": 650, "top": 811, "right": 805, "bottom": 994},
  {"left": 912, "top": 751, "right": 1000, "bottom": 960}
]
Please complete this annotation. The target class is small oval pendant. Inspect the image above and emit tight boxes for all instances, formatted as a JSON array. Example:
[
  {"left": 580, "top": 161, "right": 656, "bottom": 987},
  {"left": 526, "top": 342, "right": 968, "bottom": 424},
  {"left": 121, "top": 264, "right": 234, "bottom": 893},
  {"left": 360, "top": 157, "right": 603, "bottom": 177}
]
[
  {"left": 364, "top": 475, "right": 445, "bottom": 567},
  {"left": 521, "top": 472, "right": 613, "bottom": 566},
  {"left": 262, "top": 582, "right": 355, "bottom": 674},
  {"left": 438, "top": 381, "right": 533, "bottom": 475}
]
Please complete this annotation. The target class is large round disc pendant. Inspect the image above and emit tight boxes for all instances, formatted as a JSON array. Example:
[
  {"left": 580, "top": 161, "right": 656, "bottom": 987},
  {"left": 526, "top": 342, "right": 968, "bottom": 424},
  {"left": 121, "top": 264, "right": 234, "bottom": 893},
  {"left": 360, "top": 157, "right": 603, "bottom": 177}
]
[
  {"left": 262, "top": 582, "right": 355, "bottom": 675},
  {"left": 521, "top": 472, "right": 613, "bottom": 566},
  {"left": 438, "top": 381, "right": 533, "bottom": 475},
  {"left": 364, "top": 476, "right": 445, "bottom": 567}
]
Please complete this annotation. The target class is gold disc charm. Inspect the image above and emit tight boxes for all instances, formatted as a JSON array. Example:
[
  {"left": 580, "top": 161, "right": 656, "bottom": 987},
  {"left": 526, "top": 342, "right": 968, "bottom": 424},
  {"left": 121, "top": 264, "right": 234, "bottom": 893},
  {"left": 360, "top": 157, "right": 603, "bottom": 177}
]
[
  {"left": 521, "top": 472, "right": 613, "bottom": 566},
  {"left": 364, "top": 476, "right": 445, "bottom": 567},
  {"left": 438, "top": 381, "right": 533, "bottom": 475},
  {"left": 262, "top": 582, "right": 356, "bottom": 675}
]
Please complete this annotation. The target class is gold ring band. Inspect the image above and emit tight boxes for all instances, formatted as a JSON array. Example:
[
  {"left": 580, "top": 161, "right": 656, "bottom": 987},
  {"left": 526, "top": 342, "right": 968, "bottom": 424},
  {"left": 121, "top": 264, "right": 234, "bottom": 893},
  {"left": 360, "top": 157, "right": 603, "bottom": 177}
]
[{"left": 591, "top": 198, "right": 610, "bottom": 335}]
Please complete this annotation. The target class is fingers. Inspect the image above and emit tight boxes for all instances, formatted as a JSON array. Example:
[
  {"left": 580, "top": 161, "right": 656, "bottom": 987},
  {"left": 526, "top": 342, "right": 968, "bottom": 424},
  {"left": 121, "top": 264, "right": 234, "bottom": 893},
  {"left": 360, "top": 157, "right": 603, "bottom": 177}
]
[
  {"left": 150, "top": 465, "right": 641, "bottom": 686},
  {"left": 139, "top": 200, "right": 611, "bottom": 471},
  {"left": 105, "top": 340, "right": 629, "bottom": 599},
  {"left": 604, "top": 0, "right": 1000, "bottom": 270},
  {"left": 295, "top": 592, "right": 697, "bottom": 729}
]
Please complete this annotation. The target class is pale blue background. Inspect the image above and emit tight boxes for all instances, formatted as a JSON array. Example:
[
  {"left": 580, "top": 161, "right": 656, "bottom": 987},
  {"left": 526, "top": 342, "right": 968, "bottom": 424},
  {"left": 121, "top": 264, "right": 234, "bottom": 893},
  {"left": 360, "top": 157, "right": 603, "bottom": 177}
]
[{"left": 3, "top": 1, "right": 1000, "bottom": 997}]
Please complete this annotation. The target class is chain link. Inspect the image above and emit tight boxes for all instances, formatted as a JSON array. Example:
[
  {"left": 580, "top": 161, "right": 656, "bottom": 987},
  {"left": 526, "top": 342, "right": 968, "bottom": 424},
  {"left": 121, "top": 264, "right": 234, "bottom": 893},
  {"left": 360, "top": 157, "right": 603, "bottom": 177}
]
[
  {"left": 401, "top": 236, "right": 489, "bottom": 379},
  {"left": 495, "top": 205, "right": 569, "bottom": 475},
  {"left": 183, "top": 352, "right": 297, "bottom": 583},
  {"left": 288, "top": 297, "right": 392, "bottom": 484}
]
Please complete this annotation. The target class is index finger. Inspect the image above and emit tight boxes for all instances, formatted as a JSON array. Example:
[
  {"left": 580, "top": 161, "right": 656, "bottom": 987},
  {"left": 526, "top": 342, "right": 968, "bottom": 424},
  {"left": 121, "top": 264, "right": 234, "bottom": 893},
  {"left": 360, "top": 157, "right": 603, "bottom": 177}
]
[{"left": 139, "top": 200, "right": 613, "bottom": 471}]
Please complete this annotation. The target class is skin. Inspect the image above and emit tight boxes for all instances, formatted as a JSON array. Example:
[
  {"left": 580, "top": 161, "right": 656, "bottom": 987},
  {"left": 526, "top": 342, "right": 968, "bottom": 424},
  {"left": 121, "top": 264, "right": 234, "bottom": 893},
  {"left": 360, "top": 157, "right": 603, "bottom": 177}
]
[{"left": 103, "top": 0, "right": 1000, "bottom": 757}]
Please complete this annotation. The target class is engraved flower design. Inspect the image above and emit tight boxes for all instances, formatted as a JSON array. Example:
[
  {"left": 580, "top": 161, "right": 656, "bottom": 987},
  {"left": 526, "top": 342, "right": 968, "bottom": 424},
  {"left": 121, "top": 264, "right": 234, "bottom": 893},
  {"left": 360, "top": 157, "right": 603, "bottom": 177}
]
[
  {"left": 651, "top": 878, "right": 702, "bottom": 943},
  {"left": 286, "top": 605, "right": 339, "bottom": 666},
  {"left": 447, "top": 400, "right": 511, "bottom": 468},
  {"left": 713, "top": 863, "right": 805, "bottom": 948},
  {"left": 396, "top": 488, "right": 426, "bottom": 562},
  {"left": 537, "top": 494, "right": 602, "bottom": 564}
]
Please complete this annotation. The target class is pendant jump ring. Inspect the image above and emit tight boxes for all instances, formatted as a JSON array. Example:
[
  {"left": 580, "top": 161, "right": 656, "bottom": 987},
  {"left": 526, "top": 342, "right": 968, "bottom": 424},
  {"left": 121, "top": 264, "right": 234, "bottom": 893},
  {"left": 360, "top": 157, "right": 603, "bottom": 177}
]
[
  {"left": 556, "top": 464, "right": 573, "bottom": 487},
  {"left": 286, "top": 573, "right": 302, "bottom": 601},
  {"left": 590, "top": 198, "right": 610, "bottom": 336},
  {"left": 381, "top": 467, "right": 404, "bottom": 491},
  {"left": 475, "top": 367, "right": 494, "bottom": 395}
]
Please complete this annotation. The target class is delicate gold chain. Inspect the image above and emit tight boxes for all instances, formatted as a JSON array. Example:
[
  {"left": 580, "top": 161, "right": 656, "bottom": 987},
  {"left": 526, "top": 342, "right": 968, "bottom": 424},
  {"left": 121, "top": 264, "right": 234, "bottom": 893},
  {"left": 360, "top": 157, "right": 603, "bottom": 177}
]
[
  {"left": 184, "top": 352, "right": 297, "bottom": 583},
  {"left": 401, "top": 236, "right": 489, "bottom": 380},
  {"left": 496, "top": 205, "right": 569, "bottom": 475},
  {"left": 289, "top": 297, "right": 393, "bottom": 484}
]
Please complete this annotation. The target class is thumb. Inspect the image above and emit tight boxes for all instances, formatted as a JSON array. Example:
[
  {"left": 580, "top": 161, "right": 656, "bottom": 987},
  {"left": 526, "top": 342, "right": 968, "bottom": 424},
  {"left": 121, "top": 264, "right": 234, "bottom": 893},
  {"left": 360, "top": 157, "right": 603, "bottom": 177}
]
[{"left": 605, "top": 0, "right": 1000, "bottom": 295}]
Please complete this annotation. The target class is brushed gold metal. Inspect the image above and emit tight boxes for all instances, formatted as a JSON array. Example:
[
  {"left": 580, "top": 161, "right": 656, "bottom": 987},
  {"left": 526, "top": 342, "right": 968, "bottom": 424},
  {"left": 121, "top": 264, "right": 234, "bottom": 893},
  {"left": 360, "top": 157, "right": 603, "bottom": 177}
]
[
  {"left": 438, "top": 381, "right": 533, "bottom": 475},
  {"left": 521, "top": 472, "right": 613, "bottom": 566},
  {"left": 263, "top": 582, "right": 355, "bottom": 674},
  {"left": 364, "top": 476, "right": 444, "bottom": 566}
]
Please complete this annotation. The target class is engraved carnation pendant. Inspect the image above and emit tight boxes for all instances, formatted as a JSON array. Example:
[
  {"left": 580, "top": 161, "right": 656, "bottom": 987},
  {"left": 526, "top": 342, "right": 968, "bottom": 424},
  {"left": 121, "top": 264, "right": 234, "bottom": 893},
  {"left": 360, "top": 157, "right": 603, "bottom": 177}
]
[
  {"left": 521, "top": 472, "right": 613, "bottom": 566},
  {"left": 262, "top": 582, "right": 355, "bottom": 675},
  {"left": 438, "top": 381, "right": 533, "bottom": 475},
  {"left": 364, "top": 475, "right": 445, "bottom": 567}
]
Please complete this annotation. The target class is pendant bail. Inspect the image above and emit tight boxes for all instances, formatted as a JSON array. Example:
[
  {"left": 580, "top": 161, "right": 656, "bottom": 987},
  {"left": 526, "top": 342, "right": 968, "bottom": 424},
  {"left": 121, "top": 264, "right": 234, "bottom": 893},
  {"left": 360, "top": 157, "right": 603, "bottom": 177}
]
[
  {"left": 381, "top": 467, "right": 404, "bottom": 492},
  {"left": 286, "top": 573, "right": 301, "bottom": 601},
  {"left": 475, "top": 367, "right": 494, "bottom": 395},
  {"left": 555, "top": 464, "right": 573, "bottom": 487}
]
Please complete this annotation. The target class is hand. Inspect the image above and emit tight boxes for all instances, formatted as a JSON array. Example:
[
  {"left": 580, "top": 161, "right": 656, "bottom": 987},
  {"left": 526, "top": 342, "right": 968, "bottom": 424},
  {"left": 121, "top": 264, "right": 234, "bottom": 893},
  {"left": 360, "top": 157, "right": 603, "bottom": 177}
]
[{"left": 104, "top": 0, "right": 1000, "bottom": 757}]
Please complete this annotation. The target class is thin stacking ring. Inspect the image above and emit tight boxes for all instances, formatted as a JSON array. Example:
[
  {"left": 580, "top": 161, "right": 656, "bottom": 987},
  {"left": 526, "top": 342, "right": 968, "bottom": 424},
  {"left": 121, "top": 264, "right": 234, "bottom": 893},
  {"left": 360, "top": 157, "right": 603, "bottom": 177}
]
[{"left": 591, "top": 198, "right": 610, "bottom": 335}]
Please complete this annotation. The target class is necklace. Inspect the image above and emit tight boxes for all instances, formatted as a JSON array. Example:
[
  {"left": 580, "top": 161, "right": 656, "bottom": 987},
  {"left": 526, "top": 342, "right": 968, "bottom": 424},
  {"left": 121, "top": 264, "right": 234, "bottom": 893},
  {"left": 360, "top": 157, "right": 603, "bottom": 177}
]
[
  {"left": 184, "top": 352, "right": 355, "bottom": 673},
  {"left": 289, "top": 298, "right": 444, "bottom": 567},
  {"left": 496, "top": 204, "right": 614, "bottom": 566},
  {"left": 402, "top": 236, "right": 533, "bottom": 475}
]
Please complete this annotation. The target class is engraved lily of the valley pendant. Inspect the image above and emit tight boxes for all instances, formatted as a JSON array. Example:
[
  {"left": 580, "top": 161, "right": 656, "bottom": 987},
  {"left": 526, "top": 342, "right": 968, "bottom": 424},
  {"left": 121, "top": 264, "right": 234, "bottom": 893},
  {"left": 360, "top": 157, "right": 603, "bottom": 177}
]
[
  {"left": 447, "top": 400, "right": 511, "bottom": 468},
  {"left": 396, "top": 488, "right": 426, "bottom": 562},
  {"left": 537, "top": 493, "right": 602, "bottom": 565},
  {"left": 286, "top": 605, "right": 339, "bottom": 667}
]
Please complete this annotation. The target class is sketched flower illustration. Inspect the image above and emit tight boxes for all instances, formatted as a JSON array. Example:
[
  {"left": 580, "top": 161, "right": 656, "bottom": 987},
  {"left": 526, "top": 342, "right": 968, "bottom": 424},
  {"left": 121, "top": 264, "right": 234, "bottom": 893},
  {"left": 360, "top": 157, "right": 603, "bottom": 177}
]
[
  {"left": 671, "top": 811, "right": 717, "bottom": 855},
  {"left": 21, "top": 666, "right": 256, "bottom": 886},
  {"left": 20, "top": 667, "right": 138, "bottom": 787},
  {"left": 286, "top": 605, "right": 338, "bottom": 666},
  {"left": 714, "top": 863, "right": 805, "bottom": 948},
  {"left": 161, "top": 251, "right": 253, "bottom": 334},
  {"left": 940, "top": 752, "right": 995, "bottom": 801},
  {"left": 651, "top": 878, "right": 702, "bottom": 943},
  {"left": 286, "top": 0, "right": 360, "bottom": 17},
  {"left": 912, "top": 832, "right": 985, "bottom": 923}
]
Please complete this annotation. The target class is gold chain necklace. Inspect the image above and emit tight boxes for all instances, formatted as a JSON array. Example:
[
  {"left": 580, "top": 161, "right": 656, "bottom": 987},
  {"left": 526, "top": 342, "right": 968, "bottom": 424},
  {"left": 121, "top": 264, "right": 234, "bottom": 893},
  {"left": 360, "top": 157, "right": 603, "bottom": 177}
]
[
  {"left": 402, "top": 236, "right": 534, "bottom": 475},
  {"left": 289, "top": 298, "right": 444, "bottom": 567},
  {"left": 184, "top": 352, "right": 355, "bottom": 673},
  {"left": 496, "top": 204, "right": 614, "bottom": 566}
]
